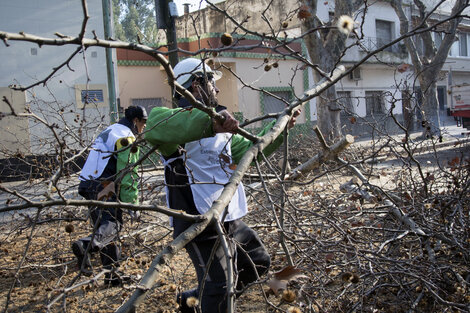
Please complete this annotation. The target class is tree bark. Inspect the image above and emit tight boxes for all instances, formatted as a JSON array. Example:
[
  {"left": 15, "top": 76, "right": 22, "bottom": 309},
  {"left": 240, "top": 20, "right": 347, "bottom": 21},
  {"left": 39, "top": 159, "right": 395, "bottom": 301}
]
[
  {"left": 419, "top": 75, "right": 441, "bottom": 137},
  {"left": 300, "top": 0, "right": 362, "bottom": 143},
  {"left": 391, "top": 0, "right": 467, "bottom": 137}
]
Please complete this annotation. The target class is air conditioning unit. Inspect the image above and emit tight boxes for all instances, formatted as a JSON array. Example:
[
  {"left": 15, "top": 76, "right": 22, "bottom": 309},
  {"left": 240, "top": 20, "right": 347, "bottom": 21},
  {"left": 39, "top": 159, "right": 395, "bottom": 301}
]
[{"left": 348, "top": 67, "right": 362, "bottom": 81}]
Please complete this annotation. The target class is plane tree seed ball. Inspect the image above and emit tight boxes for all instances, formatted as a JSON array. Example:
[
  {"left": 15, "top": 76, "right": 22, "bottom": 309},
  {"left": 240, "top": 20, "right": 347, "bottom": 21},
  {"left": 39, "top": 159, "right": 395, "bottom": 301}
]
[{"left": 221, "top": 33, "right": 233, "bottom": 46}]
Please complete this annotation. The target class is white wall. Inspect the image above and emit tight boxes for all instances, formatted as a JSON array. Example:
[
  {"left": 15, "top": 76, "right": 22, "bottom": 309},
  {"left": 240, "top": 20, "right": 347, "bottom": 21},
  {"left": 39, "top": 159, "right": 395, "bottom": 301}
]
[
  {"left": 336, "top": 66, "right": 406, "bottom": 117},
  {"left": 360, "top": 2, "right": 402, "bottom": 39},
  {"left": 0, "top": 0, "right": 110, "bottom": 154},
  {"left": 118, "top": 66, "right": 172, "bottom": 108},
  {"left": 305, "top": 1, "right": 409, "bottom": 121}
]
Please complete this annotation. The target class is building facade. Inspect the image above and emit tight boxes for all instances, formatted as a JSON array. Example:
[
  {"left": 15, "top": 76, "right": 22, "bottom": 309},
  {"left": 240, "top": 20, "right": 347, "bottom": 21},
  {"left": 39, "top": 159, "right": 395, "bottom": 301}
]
[
  {"left": 116, "top": 0, "right": 422, "bottom": 135},
  {"left": 0, "top": 0, "right": 117, "bottom": 156},
  {"left": 162, "top": 0, "right": 469, "bottom": 135}
]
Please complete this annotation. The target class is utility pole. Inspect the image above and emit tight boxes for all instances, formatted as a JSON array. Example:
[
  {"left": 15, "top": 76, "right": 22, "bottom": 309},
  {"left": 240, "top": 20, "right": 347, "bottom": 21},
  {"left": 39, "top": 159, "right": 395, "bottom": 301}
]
[
  {"left": 102, "top": 0, "right": 119, "bottom": 122},
  {"left": 155, "top": 0, "right": 179, "bottom": 67}
]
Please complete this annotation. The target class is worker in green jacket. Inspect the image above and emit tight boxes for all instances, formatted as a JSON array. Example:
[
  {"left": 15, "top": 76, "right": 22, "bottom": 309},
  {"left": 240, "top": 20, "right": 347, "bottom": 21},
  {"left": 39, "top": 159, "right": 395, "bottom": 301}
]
[
  {"left": 145, "top": 58, "right": 298, "bottom": 312},
  {"left": 73, "top": 105, "right": 147, "bottom": 286}
]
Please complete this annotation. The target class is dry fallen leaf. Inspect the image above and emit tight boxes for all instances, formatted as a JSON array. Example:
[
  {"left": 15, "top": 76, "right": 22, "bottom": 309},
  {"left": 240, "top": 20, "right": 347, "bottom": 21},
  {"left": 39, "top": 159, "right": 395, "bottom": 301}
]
[
  {"left": 325, "top": 253, "right": 335, "bottom": 262},
  {"left": 267, "top": 266, "right": 307, "bottom": 296},
  {"left": 297, "top": 5, "right": 311, "bottom": 19},
  {"left": 219, "top": 153, "right": 231, "bottom": 164},
  {"left": 97, "top": 181, "right": 115, "bottom": 200}
]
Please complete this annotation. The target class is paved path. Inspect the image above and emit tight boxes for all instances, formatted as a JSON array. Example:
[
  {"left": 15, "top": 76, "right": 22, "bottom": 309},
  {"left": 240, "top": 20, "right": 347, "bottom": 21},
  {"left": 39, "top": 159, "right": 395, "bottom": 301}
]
[{"left": 352, "top": 114, "right": 470, "bottom": 150}]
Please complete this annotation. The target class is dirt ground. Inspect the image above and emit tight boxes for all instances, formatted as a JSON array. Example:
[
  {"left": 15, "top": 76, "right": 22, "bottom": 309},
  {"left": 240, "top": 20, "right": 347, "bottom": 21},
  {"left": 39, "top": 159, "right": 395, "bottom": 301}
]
[
  {"left": 0, "top": 138, "right": 469, "bottom": 312},
  {"left": 0, "top": 205, "right": 307, "bottom": 313}
]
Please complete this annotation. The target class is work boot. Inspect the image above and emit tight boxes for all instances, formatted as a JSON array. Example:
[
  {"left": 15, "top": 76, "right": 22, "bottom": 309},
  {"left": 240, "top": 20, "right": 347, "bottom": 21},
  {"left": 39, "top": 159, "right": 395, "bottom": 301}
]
[{"left": 71, "top": 241, "right": 93, "bottom": 276}]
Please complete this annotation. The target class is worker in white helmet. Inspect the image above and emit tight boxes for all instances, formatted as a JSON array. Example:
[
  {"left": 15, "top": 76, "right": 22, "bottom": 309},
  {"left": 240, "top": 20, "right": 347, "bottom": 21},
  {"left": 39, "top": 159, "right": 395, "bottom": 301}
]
[{"left": 144, "top": 58, "right": 299, "bottom": 312}]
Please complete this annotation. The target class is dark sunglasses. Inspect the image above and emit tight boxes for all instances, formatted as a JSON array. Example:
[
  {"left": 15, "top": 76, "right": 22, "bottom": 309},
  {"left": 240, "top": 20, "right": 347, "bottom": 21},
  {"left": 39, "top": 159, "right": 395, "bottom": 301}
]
[{"left": 195, "top": 73, "right": 215, "bottom": 83}]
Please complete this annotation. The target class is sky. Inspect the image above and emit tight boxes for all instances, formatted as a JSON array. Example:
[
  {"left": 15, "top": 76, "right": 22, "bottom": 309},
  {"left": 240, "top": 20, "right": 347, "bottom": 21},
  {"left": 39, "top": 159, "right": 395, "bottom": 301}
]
[{"left": 173, "top": 0, "right": 207, "bottom": 15}]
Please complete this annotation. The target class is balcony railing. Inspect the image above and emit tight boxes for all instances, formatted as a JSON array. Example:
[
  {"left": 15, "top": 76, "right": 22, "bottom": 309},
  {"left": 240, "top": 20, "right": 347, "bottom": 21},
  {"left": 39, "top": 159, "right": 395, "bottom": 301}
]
[{"left": 359, "top": 37, "right": 406, "bottom": 55}]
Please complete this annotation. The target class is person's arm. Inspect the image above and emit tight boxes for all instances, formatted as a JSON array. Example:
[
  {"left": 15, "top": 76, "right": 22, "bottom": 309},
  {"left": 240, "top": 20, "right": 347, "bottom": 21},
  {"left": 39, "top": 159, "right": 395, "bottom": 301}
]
[
  {"left": 116, "top": 137, "right": 140, "bottom": 204},
  {"left": 230, "top": 120, "right": 284, "bottom": 164},
  {"left": 230, "top": 110, "right": 300, "bottom": 164},
  {"left": 144, "top": 107, "right": 239, "bottom": 156},
  {"left": 144, "top": 107, "right": 214, "bottom": 156}
]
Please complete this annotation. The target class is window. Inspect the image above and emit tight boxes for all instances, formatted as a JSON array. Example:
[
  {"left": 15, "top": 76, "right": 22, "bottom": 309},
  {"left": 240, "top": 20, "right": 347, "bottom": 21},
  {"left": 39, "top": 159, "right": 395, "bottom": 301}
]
[
  {"left": 459, "top": 33, "right": 468, "bottom": 56},
  {"left": 365, "top": 91, "right": 386, "bottom": 115},
  {"left": 262, "top": 89, "right": 292, "bottom": 116},
  {"left": 132, "top": 98, "right": 165, "bottom": 108},
  {"left": 81, "top": 90, "right": 104, "bottom": 104},
  {"left": 75, "top": 84, "right": 108, "bottom": 109},
  {"left": 437, "top": 86, "right": 447, "bottom": 110},
  {"left": 328, "top": 11, "right": 335, "bottom": 22},
  {"left": 337, "top": 91, "right": 354, "bottom": 116},
  {"left": 435, "top": 32, "right": 443, "bottom": 49},
  {"left": 131, "top": 98, "right": 170, "bottom": 116},
  {"left": 415, "top": 36, "right": 424, "bottom": 55},
  {"left": 376, "top": 20, "right": 394, "bottom": 52}
]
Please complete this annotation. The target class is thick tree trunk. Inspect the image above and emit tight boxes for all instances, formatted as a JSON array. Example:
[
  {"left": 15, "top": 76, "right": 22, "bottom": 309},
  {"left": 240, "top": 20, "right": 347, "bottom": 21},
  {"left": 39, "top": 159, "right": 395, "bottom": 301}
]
[
  {"left": 317, "top": 86, "right": 342, "bottom": 142},
  {"left": 300, "top": 0, "right": 362, "bottom": 144},
  {"left": 420, "top": 79, "right": 441, "bottom": 137},
  {"left": 302, "top": 16, "right": 343, "bottom": 143},
  {"left": 314, "top": 40, "right": 343, "bottom": 142},
  {"left": 391, "top": 0, "right": 466, "bottom": 138}
]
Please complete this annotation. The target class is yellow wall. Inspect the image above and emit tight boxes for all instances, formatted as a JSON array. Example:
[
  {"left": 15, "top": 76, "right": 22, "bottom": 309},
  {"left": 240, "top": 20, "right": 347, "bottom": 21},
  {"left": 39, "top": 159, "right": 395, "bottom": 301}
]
[
  {"left": 116, "top": 59, "right": 305, "bottom": 126},
  {"left": 0, "top": 88, "right": 30, "bottom": 155},
  {"left": 117, "top": 66, "right": 172, "bottom": 109},
  {"left": 117, "top": 62, "right": 240, "bottom": 113},
  {"left": 231, "top": 58, "right": 306, "bottom": 126},
  {"left": 214, "top": 62, "right": 239, "bottom": 113}
]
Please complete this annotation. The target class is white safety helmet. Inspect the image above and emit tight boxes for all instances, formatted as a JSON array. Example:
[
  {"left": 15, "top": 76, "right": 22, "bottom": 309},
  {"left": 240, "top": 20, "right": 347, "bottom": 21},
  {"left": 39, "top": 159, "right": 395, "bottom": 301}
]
[{"left": 173, "top": 58, "right": 222, "bottom": 89}]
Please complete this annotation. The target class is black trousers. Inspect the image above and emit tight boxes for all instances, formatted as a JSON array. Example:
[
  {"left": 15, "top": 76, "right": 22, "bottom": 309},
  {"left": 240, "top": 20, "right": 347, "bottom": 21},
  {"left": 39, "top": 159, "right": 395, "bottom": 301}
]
[
  {"left": 78, "top": 180, "right": 123, "bottom": 269},
  {"left": 173, "top": 216, "right": 271, "bottom": 313},
  {"left": 165, "top": 159, "right": 270, "bottom": 312}
]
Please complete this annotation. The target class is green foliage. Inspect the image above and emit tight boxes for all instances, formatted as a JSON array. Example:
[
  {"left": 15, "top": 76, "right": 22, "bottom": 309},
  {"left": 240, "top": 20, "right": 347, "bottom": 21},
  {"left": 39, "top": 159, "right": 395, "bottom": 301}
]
[{"left": 112, "top": 0, "right": 159, "bottom": 43}]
